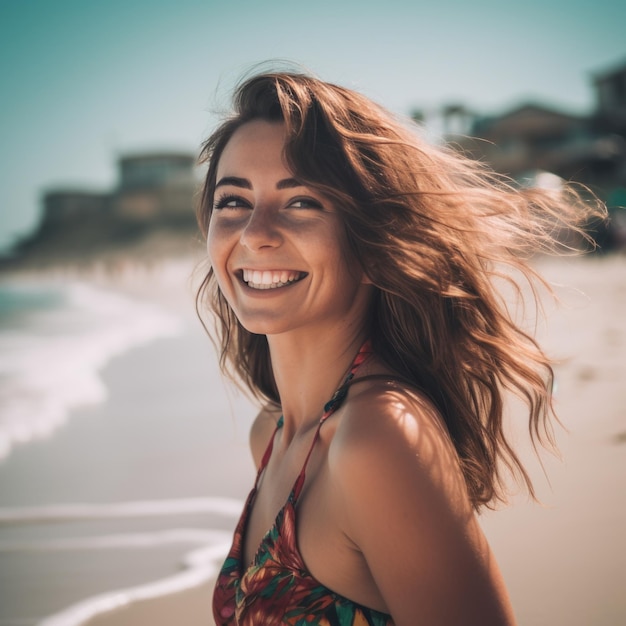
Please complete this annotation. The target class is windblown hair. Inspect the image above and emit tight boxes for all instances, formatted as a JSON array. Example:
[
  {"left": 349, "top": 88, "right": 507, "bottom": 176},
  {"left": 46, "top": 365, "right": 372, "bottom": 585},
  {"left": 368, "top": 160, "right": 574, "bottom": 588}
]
[{"left": 196, "top": 70, "right": 604, "bottom": 509}]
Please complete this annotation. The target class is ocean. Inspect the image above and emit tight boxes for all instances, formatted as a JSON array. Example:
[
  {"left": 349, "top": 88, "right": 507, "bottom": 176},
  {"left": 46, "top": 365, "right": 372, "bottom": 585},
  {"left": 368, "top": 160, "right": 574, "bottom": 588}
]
[
  {"left": 0, "top": 279, "right": 184, "bottom": 461},
  {"left": 0, "top": 275, "right": 256, "bottom": 625}
]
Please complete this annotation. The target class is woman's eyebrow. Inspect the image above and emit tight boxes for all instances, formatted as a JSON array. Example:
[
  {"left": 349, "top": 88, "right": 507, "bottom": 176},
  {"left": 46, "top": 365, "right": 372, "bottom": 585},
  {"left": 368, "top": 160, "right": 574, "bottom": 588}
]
[
  {"left": 215, "top": 176, "right": 251, "bottom": 189},
  {"left": 276, "top": 178, "right": 304, "bottom": 190},
  {"left": 215, "top": 176, "right": 304, "bottom": 190}
]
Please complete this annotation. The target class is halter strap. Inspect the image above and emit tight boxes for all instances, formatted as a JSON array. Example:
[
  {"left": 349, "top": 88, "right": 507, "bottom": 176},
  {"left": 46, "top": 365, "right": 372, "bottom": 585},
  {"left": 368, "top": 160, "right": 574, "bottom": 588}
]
[
  {"left": 255, "top": 342, "right": 372, "bottom": 500},
  {"left": 292, "top": 341, "right": 371, "bottom": 501},
  {"left": 258, "top": 416, "right": 281, "bottom": 473}
]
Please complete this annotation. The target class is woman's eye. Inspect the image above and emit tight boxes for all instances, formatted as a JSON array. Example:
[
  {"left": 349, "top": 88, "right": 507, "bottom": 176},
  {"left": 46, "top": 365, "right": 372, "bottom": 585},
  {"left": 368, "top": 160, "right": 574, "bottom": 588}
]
[
  {"left": 289, "top": 198, "right": 323, "bottom": 210},
  {"left": 213, "top": 195, "right": 249, "bottom": 210}
]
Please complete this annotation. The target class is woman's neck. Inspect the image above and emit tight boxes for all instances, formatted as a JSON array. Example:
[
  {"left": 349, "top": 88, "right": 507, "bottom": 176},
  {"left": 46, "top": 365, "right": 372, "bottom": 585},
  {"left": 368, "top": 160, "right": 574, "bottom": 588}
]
[{"left": 267, "top": 323, "right": 368, "bottom": 438}]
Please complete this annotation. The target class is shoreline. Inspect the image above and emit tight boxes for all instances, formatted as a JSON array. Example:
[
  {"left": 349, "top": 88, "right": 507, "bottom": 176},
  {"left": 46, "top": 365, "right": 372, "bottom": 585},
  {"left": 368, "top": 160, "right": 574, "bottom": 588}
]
[{"left": 0, "top": 257, "right": 256, "bottom": 625}]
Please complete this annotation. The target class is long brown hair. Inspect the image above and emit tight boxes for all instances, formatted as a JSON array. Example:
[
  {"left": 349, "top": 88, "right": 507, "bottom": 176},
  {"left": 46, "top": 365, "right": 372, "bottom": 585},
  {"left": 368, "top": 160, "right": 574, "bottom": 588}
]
[{"left": 196, "top": 70, "right": 605, "bottom": 509}]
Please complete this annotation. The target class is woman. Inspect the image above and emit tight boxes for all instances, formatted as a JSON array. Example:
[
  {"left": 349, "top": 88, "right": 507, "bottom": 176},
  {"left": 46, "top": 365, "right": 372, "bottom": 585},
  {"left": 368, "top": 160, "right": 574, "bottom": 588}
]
[{"left": 197, "top": 71, "right": 602, "bottom": 625}]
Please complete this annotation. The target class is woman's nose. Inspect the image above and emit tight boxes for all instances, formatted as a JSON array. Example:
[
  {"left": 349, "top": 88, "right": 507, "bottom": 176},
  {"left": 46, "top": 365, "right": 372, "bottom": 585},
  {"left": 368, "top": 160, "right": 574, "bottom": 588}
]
[{"left": 239, "top": 207, "right": 282, "bottom": 250}]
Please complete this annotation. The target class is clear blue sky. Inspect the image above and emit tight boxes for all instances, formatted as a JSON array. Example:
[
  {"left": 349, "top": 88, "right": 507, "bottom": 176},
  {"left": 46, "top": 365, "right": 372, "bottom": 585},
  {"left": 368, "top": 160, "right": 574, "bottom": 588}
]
[{"left": 1, "top": 0, "right": 625, "bottom": 252}]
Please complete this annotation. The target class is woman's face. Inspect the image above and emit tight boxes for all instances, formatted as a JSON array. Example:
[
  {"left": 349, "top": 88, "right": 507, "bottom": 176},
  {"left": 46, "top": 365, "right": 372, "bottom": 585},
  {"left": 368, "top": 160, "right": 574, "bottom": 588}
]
[{"left": 207, "top": 119, "right": 372, "bottom": 338}]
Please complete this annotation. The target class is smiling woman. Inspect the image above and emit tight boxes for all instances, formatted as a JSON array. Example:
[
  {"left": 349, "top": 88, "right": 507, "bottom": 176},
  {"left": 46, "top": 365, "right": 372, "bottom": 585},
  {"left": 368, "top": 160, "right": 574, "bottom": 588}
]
[{"left": 195, "top": 70, "right": 605, "bottom": 626}]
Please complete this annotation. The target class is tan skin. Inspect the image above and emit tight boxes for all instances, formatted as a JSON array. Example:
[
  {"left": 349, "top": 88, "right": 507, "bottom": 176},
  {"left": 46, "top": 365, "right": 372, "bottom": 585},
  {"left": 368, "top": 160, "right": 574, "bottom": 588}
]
[{"left": 208, "top": 120, "right": 516, "bottom": 625}]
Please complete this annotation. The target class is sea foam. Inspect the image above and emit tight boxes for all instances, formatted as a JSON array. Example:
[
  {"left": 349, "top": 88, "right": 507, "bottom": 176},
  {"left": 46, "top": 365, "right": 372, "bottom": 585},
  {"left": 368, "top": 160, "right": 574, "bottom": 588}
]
[
  {"left": 0, "top": 496, "right": 243, "bottom": 626},
  {"left": 38, "top": 538, "right": 231, "bottom": 626},
  {"left": 0, "top": 280, "right": 182, "bottom": 460}
]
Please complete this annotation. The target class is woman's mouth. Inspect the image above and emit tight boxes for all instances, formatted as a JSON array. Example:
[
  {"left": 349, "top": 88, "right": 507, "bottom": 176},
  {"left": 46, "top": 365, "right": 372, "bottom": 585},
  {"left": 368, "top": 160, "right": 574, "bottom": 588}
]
[{"left": 241, "top": 269, "right": 307, "bottom": 290}]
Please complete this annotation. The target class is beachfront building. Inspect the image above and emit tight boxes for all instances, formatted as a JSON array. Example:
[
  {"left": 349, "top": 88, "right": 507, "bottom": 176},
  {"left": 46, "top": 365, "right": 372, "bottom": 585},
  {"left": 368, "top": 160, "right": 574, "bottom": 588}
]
[
  {"left": 113, "top": 153, "right": 197, "bottom": 224},
  {"left": 447, "top": 61, "right": 626, "bottom": 194},
  {"left": 443, "top": 60, "right": 626, "bottom": 249},
  {"left": 41, "top": 190, "right": 111, "bottom": 227},
  {"left": 453, "top": 105, "right": 594, "bottom": 183},
  {"left": 594, "top": 62, "right": 626, "bottom": 122},
  {"left": 35, "top": 151, "right": 198, "bottom": 230},
  {"left": 13, "top": 150, "right": 199, "bottom": 261}
]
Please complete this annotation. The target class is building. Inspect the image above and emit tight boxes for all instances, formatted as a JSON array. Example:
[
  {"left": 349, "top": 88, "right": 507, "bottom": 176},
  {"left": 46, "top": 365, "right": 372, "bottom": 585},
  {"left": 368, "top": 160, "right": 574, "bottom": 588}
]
[
  {"left": 447, "top": 60, "right": 626, "bottom": 199},
  {"left": 113, "top": 153, "right": 198, "bottom": 223},
  {"left": 35, "top": 152, "right": 197, "bottom": 230},
  {"left": 594, "top": 62, "right": 626, "bottom": 123},
  {"left": 41, "top": 190, "right": 111, "bottom": 228},
  {"left": 440, "top": 60, "right": 626, "bottom": 249},
  {"left": 12, "top": 150, "right": 199, "bottom": 261},
  {"left": 38, "top": 150, "right": 198, "bottom": 228}
]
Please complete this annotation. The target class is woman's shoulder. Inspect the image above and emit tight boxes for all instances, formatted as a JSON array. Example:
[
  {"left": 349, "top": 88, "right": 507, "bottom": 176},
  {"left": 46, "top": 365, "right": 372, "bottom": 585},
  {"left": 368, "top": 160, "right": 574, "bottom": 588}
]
[
  {"left": 329, "top": 378, "right": 514, "bottom": 624},
  {"left": 249, "top": 404, "right": 282, "bottom": 469},
  {"left": 330, "top": 378, "right": 471, "bottom": 516},
  {"left": 335, "top": 378, "right": 454, "bottom": 460}
]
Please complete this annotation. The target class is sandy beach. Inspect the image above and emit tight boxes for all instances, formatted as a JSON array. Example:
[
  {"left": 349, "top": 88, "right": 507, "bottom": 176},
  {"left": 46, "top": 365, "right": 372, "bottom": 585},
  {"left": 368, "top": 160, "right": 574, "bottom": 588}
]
[{"left": 0, "top": 253, "right": 624, "bottom": 626}]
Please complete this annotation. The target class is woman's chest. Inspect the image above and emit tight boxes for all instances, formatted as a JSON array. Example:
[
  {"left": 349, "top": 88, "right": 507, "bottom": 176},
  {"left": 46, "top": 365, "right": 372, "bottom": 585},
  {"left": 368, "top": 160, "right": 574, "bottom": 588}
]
[
  {"left": 242, "top": 442, "right": 335, "bottom": 567},
  {"left": 242, "top": 450, "right": 365, "bottom": 584}
]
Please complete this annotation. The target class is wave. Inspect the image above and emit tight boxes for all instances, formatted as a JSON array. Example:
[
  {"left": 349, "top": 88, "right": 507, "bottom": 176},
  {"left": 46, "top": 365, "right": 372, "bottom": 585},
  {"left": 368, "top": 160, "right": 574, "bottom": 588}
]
[
  {"left": 38, "top": 536, "right": 232, "bottom": 626},
  {"left": 0, "top": 527, "right": 231, "bottom": 552},
  {"left": 0, "top": 280, "right": 182, "bottom": 460},
  {"left": 0, "top": 496, "right": 243, "bottom": 526},
  {"left": 0, "top": 496, "right": 244, "bottom": 626}
]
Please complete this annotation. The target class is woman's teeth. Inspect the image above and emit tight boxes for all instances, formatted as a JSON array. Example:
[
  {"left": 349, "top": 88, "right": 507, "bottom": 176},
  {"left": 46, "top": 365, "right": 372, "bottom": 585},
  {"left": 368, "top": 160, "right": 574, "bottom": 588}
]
[{"left": 242, "top": 269, "right": 304, "bottom": 290}]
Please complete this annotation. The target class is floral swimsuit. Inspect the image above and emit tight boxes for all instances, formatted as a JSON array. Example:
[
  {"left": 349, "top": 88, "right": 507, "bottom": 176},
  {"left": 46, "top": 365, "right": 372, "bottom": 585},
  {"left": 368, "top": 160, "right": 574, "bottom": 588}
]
[{"left": 213, "top": 343, "right": 394, "bottom": 625}]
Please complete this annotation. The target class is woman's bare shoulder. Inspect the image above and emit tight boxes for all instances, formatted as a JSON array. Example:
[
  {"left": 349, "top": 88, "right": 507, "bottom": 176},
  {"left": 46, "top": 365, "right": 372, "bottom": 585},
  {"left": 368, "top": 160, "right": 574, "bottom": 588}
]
[
  {"left": 328, "top": 380, "right": 514, "bottom": 624},
  {"left": 333, "top": 380, "right": 466, "bottom": 500},
  {"left": 330, "top": 379, "right": 473, "bottom": 526},
  {"left": 249, "top": 404, "right": 282, "bottom": 470}
]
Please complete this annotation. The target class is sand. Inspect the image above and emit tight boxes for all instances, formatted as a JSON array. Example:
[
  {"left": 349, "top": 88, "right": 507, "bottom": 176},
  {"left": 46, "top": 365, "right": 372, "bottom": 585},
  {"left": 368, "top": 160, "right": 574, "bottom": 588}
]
[
  {"left": 1, "top": 253, "right": 624, "bottom": 626},
  {"left": 478, "top": 255, "right": 626, "bottom": 625}
]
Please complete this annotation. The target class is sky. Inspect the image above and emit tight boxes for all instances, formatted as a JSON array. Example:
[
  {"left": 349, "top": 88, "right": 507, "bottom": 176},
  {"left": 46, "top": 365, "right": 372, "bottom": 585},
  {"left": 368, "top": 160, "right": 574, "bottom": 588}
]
[{"left": 1, "top": 0, "right": 625, "bottom": 252}]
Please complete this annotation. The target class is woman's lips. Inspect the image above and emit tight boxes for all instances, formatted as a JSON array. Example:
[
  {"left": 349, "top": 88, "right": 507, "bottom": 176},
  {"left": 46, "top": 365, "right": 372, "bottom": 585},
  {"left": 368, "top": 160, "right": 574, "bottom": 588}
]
[{"left": 241, "top": 269, "right": 307, "bottom": 290}]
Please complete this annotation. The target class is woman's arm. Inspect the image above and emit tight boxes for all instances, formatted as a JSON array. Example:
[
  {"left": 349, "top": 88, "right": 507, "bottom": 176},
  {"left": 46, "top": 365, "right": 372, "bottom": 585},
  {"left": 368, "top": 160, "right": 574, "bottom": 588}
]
[{"left": 333, "top": 384, "right": 516, "bottom": 626}]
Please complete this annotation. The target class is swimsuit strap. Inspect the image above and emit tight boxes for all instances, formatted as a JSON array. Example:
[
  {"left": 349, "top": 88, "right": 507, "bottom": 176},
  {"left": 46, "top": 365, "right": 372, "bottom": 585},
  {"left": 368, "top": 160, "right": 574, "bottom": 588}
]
[
  {"left": 256, "top": 417, "right": 283, "bottom": 478},
  {"left": 292, "top": 341, "right": 371, "bottom": 502},
  {"left": 254, "top": 342, "right": 372, "bottom": 497}
]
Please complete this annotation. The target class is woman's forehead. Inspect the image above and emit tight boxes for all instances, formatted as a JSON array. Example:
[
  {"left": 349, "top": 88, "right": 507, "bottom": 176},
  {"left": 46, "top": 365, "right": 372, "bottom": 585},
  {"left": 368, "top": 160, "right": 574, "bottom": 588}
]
[{"left": 217, "top": 120, "right": 287, "bottom": 173}]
